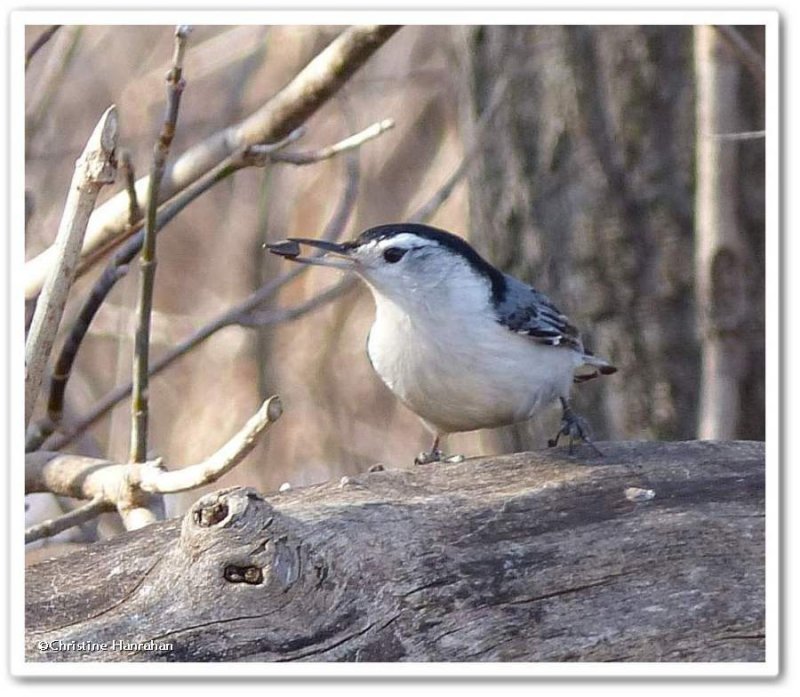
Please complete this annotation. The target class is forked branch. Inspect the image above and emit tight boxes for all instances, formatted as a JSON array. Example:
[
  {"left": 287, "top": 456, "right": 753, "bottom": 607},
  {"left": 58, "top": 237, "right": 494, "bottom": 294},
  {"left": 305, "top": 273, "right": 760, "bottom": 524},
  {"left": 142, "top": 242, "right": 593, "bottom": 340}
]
[
  {"left": 28, "top": 119, "right": 391, "bottom": 452},
  {"left": 24, "top": 25, "right": 401, "bottom": 300},
  {"left": 24, "top": 105, "right": 118, "bottom": 429},
  {"left": 25, "top": 396, "right": 283, "bottom": 536},
  {"left": 39, "top": 98, "right": 496, "bottom": 451}
]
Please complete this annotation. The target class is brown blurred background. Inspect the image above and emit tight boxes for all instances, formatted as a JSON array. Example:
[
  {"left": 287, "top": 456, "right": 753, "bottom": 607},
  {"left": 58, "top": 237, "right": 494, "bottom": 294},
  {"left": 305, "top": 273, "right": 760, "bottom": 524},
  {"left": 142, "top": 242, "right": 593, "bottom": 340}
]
[{"left": 24, "top": 25, "right": 766, "bottom": 525}]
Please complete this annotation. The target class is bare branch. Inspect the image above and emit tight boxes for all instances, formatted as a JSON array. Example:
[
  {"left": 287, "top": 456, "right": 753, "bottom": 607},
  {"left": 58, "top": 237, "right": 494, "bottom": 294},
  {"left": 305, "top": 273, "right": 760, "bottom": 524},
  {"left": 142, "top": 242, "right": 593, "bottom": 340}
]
[
  {"left": 25, "top": 496, "right": 108, "bottom": 545},
  {"left": 42, "top": 266, "right": 129, "bottom": 428},
  {"left": 25, "top": 105, "right": 118, "bottom": 429},
  {"left": 26, "top": 396, "right": 283, "bottom": 531},
  {"left": 28, "top": 116, "right": 387, "bottom": 452},
  {"left": 410, "top": 76, "right": 508, "bottom": 223},
  {"left": 268, "top": 118, "right": 394, "bottom": 165},
  {"left": 26, "top": 451, "right": 156, "bottom": 499},
  {"left": 130, "top": 26, "right": 191, "bottom": 464},
  {"left": 235, "top": 276, "right": 358, "bottom": 328},
  {"left": 40, "top": 120, "right": 370, "bottom": 452},
  {"left": 27, "top": 153, "right": 140, "bottom": 450},
  {"left": 711, "top": 130, "right": 766, "bottom": 141},
  {"left": 25, "top": 25, "right": 401, "bottom": 301},
  {"left": 714, "top": 25, "right": 765, "bottom": 91},
  {"left": 25, "top": 25, "right": 61, "bottom": 70},
  {"left": 139, "top": 396, "right": 283, "bottom": 494},
  {"left": 25, "top": 26, "right": 82, "bottom": 140}
]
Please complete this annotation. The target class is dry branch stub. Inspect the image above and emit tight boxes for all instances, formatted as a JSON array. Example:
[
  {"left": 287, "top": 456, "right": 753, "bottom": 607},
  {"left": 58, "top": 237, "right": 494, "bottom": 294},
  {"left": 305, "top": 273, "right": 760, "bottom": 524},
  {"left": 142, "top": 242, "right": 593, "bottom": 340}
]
[
  {"left": 26, "top": 440, "right": 764, "bottom": 662},
  {"left": 24, "top": 105, "right": 118, "bottom": 428},
  {"left": 25, "top": 396, "right": 282, "bottom": 540}
]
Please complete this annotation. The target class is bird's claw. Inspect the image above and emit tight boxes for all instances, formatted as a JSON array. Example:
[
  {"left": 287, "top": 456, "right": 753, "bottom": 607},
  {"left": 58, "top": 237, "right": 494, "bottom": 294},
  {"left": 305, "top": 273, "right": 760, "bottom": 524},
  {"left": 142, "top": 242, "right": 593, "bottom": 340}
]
[
  {"left": 414, "top": 450, "right": 464, "bottom": 465},
  {"left": 549, "top": 402, "right": 603, "bottom": 456},
  {"left": 414, "top": 448, "right": 443, "bottom": 465}
]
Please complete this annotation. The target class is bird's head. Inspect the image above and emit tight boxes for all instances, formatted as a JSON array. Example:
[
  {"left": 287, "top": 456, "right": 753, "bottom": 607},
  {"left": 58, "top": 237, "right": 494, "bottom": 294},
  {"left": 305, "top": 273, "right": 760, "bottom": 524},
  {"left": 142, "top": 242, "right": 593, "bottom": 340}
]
[{"left": 268, "top": 223, "right": 507, "bottom": 310}]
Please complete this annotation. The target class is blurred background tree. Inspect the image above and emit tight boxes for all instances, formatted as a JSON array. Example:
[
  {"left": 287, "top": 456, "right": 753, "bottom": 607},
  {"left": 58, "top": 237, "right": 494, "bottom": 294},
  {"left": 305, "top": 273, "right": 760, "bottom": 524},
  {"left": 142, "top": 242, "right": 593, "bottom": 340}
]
[
  {"left": 458, "top": 25, "right": 765, "bottom": 453},
  {"left": 24, "top": 24, "right": 766, "bottom": 530}
]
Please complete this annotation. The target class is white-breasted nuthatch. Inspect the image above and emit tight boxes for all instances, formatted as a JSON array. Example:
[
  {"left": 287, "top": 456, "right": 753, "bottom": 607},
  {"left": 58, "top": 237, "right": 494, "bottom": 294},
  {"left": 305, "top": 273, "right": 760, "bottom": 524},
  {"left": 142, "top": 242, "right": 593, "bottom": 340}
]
[{"left": 269, "top": 223, "right": 616, "bottom": 464}]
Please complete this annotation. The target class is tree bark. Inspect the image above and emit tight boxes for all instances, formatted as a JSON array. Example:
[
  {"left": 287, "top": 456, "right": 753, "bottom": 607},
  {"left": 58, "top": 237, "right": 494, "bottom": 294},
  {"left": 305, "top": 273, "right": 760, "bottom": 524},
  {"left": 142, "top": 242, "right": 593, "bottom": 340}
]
[
  {"left": 26, "top": 440, "right": 765, "bottom": 662},
  {"left": 457, "top": 25, "right": 765, "bottom": 445}
]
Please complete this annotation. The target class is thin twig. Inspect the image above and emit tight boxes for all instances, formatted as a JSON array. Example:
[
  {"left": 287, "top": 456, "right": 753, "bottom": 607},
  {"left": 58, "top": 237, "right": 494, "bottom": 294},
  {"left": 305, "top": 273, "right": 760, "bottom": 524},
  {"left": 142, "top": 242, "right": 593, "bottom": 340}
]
[
  {"left": 130, "top": 26, "right": 190, "bottom": 464},
  {"left": 119, "top": 149, "right": 141, "bottom": 226},
  {"left": 25, "top": 496, "right": 108, "bottom": 545},
  {"left": 25, "top": 25, "right": 401, "bottom": 301},
  {"left": 409, "top": 76, "right": 508, "bottom": 223},
  {"left": 42, "top": 102, "right": 492, "bottom": 451},
  {"left": 711, "top": 130, "right": 766, "bottom": 141},
  {"left": 714, "top": 25, "right": 766, "bottom": 91},
  {"left": 236, "top": 276, "right": 359, "bottom": 328},
  {"left": 28, "top": 119, "right": 387, "bottom": 451},
  {"left": 25, "top": 105, "right": 118, "bottom": 429},
  {"left": 25, "top": 25, "right": 62, "bottom": 70},
  {"left": 268, "top": 119, "right": 394, "bottom": 165},
  {"left": 42, "top": 132, "right": 363, "bottom": 452},
  {"left": 38, "top": 264, "right": 129, "bottom": 434},
  {"left": 25, "top": 26, "right": 82, "bottom": 141}
]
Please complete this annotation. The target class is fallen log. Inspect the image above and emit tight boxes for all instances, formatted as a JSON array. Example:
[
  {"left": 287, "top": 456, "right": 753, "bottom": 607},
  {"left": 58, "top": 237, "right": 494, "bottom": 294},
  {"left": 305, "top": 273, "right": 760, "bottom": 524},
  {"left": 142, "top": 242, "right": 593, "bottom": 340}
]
[{"left": 26, "top": 440, "right": 765, "bottom": 662}]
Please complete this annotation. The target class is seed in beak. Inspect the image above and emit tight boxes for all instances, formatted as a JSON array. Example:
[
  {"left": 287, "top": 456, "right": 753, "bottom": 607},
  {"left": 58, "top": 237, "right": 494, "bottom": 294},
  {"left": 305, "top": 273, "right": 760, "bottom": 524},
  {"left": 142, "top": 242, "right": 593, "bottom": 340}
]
[{"left": 264, "top": 240, "right": 302, "bottom": 259}]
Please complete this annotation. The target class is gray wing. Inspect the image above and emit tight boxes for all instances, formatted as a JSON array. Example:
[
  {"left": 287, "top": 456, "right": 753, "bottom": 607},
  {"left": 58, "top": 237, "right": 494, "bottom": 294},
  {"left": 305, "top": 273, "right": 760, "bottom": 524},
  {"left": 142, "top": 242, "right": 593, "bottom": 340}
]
[{"left": 493, "top": 275, "right": 583, "bottom": 351}]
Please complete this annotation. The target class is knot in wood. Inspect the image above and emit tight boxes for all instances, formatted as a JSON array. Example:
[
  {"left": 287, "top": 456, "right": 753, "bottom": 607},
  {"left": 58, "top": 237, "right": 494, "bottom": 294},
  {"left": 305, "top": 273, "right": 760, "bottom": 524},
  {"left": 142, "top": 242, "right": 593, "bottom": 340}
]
[
  {"left": 181, "top": 487, "right": 274, "bottom": 554},
  {"left": 224, "top": 564, "right": 264, "bottom": 585},
  {"left": 191, "top": 494, "right": 229, "bottom": 528},
  {"left": 180, "top": 487, "right": 303, "bottom": 581},
  {"left": 193, "top": 500, "right": 229, "bottom": 527},
  {"left": 188, "top": 486, "right": 266, "bottom": 528}
]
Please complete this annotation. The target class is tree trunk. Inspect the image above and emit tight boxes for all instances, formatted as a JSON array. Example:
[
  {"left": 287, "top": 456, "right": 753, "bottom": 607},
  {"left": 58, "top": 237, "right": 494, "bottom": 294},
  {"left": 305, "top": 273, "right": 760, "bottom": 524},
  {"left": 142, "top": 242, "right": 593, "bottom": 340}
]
[
  {"left": 694, "top": 25, "right": 747, "bottom": 440},
  {"left": 456, "top": 25, "right": 765, "bottom": 446},
  {"left": 26, "top": 440, "right": 765, "bottom": 662}
]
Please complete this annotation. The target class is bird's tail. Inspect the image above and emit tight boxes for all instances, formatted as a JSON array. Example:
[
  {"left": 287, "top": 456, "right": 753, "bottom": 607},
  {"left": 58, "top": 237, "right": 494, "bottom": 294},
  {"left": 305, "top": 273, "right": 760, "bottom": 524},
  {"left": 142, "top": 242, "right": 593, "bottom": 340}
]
[{"left": 573, "top": 351, "right": 618, "bottom": 384}]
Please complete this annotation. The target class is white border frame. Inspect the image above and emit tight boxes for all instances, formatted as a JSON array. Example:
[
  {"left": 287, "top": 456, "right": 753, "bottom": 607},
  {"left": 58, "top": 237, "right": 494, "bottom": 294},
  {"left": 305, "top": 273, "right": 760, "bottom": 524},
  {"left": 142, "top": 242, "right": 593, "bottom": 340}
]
[{"left": 8, "top": 9, "right": 780, "bottom": 679}]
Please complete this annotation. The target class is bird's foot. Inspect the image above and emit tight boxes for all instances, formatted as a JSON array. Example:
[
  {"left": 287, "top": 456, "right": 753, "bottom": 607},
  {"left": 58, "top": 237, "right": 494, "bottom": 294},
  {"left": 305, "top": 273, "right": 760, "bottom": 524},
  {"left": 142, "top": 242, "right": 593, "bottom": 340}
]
[
  {"left": 414, "top": 448, "right": 443, "bottom": 465},
  {"left": 414, "top": 449, "right": 465, "bottom": 465},
  {"left": 548, "top": 399, "right": 603, "bottom": 456}
]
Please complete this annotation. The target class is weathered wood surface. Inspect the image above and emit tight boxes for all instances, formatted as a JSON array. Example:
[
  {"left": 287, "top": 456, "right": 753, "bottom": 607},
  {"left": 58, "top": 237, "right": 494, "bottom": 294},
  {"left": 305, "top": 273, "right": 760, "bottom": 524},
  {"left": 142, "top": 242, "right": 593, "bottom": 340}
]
[{"left": 26, "top": 440, "right": 765, "bottom": 662}]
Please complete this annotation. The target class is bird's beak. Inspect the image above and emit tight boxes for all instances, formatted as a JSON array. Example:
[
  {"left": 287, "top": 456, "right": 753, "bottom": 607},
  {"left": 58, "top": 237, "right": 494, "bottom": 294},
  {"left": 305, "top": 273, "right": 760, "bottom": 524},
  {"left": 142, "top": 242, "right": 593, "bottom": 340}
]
[{"left": 265, "top": 238, "right": 355, "bottom": 270}]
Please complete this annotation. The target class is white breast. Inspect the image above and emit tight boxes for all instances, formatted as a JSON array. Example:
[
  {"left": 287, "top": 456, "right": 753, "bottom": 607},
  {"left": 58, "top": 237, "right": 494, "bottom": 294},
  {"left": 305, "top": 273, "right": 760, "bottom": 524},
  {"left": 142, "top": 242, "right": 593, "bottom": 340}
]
[{"left": 365, "top": 286, "right": 579, "bottom": 435}]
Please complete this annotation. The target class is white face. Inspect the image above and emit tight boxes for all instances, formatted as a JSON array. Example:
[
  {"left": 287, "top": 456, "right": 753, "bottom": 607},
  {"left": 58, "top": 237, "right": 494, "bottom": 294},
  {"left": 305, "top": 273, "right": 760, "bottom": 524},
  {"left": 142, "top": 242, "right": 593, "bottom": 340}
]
[
  {"left": 351, "top": 236, "right": 505, "bottom": 330},
  {"left": 346, "top": 233, "right": 481, "bottom": 300},
  {"left": 279, "top": 229, "right": 494, "bottom": 315}
]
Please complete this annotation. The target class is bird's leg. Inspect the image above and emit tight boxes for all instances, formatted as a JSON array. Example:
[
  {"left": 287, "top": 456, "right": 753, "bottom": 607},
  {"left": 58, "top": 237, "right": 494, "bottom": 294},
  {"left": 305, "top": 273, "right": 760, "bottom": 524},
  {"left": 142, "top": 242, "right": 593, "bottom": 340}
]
[
  {"left": 415, "top": 434, "right": 466, "bottom": 465},
  {"left": 415, "top": 434, "right": 443, "bottom": 465},
  {"left": 548, "top": 397, "right": 603, "bottom": 456}
]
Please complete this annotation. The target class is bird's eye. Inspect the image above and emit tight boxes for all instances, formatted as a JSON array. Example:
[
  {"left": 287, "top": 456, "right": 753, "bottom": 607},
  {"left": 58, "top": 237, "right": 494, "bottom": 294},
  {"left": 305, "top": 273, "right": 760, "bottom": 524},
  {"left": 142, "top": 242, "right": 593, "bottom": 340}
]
[{"left": 382, "top": 247, "right": 407, "bottom": 264}]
